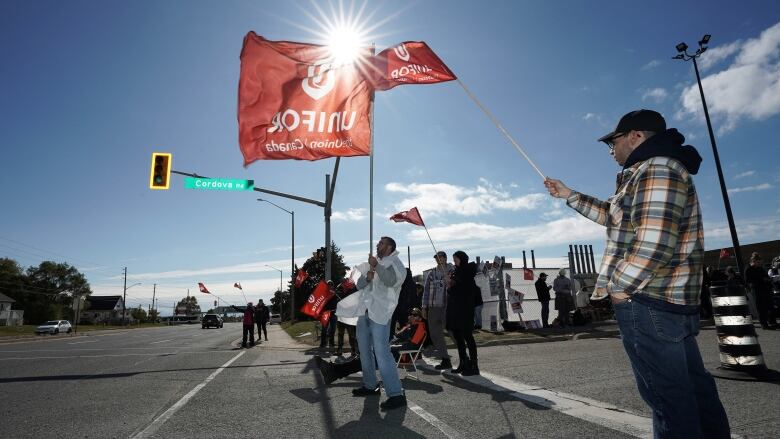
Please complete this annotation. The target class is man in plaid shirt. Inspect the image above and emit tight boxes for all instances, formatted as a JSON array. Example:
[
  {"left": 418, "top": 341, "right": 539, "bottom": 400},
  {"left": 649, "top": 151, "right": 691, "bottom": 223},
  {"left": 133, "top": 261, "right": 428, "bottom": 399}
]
[
  {"left": 545, "top": 109, "right": 729, "bottom": 438},
  {"left": 423, "top": 251, "right": 454, "bottom": 370}
]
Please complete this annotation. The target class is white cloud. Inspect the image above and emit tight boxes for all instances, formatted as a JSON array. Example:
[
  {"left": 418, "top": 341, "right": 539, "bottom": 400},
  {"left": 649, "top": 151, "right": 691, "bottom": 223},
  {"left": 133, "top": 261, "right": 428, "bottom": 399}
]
[
  {"left": 332, "top": 208, "right": 367, "bottom": 222},
  {"left": 582, "top": 113, "right": 596, "bottom": 121},
  {"left": 385, "top": 179, "right": 546, "bottom": 217},
  {"left": 677, "top": 22, "right": 780, "bottom": 133},
  {"left": 705, "top": 215, "right": 780, "bottom": 245},
  {"left": 733, "top": 170, "right": 755, "bottom": 179},
  {"left": 727, "top": 183, "right": 772, "bottom": 194},
  {"left": 641, "top": 87, "right": 668, "bottom": 103},
  {"left": 698, "top": 41, "right": 742, "bottom": 71},
  {"left": 405, "top": 216, "right": 604, "bottom": 249},
  {"left": 642, "top": 59, "right": 662, "bottom": 70}
]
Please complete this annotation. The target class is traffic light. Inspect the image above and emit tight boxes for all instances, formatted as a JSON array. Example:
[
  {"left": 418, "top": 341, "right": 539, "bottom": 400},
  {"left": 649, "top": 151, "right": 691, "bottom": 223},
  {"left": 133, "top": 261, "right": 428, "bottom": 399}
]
[{"left": 149, "top": 152, "right": 172, "bottom": 189}]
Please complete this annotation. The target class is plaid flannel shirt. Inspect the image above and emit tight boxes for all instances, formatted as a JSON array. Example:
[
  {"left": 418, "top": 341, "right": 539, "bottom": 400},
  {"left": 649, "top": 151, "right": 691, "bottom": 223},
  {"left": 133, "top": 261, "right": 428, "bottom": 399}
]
[
  {"left": 422, "top": 263, "right": 453, "bottom": 308},
  {"left": 566, "top": 156, "right": 703, "bottom": 306}
]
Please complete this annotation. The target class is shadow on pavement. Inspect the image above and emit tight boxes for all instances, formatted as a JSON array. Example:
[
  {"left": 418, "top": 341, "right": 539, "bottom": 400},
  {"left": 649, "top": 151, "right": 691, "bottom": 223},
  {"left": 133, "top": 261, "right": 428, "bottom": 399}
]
[{"left": 0, "top": 361, "right": 310, "bottom": 383}]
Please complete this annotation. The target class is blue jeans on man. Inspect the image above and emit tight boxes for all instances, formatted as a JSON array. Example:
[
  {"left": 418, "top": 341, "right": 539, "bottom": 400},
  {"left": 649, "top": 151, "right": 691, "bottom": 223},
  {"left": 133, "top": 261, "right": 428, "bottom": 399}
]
[
  {"left": 613, "top": 298, "right": 730, "bottom": 438},
  {"left": 356, "top": 314, "right": 403, "bottom": 397}
]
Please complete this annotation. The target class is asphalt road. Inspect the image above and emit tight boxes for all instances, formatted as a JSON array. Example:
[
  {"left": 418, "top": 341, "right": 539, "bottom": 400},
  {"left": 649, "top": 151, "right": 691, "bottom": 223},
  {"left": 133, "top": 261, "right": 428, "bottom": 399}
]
[{"left": 1, "top": 322, "right": 778, "bottom": 438}]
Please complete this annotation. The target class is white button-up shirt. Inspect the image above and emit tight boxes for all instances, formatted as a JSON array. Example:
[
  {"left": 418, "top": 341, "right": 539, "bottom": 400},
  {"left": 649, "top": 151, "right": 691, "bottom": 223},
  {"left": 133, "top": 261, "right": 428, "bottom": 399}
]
[{"left": 336, "top": 250, "right": 405, "bottom": 325}]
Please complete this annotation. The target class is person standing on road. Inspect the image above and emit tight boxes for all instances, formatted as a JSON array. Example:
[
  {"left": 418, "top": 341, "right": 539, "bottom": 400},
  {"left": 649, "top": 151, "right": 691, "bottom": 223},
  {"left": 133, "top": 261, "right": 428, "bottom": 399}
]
[
  {"left": 254, "top": 299, "right": 270, "bottom": 341},
  {"left": 745, "top": 252, "right": 778, "bottom": 330},
  {"left": 534, "top": 272, "right": 552, "bottom": 327},
  {"left": 553, "top": 269, "right": 573, "bottom": 327},
  {"left": 231, "top": 302, "right": 255, "bottom": 348},
  {"left": 423, "top": 251, "right": 454, "bottom": 370},
  {"left": 544, "top": 109, "right": 730, "bottom": 438},
  {"left": 446, "top": 250, "right": 480, "bottom": 376},
  {"left": 343, "top": 236, "right": 407, "bottom": 410}
]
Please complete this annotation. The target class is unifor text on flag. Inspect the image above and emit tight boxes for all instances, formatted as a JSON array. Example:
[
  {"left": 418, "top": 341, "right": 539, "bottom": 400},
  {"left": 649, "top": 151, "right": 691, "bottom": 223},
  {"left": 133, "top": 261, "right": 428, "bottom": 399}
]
[
  {"left": 369, "top": 41, "right": 456, "bottom": 91},
  {"left": 238, "top": 32, "right": 372, "bottom": 163}
]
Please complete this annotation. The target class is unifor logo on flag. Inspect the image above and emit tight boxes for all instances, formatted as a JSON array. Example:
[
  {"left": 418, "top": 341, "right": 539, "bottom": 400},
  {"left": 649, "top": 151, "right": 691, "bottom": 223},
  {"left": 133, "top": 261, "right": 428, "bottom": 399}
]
[
  {"left": 238, "top": 32, "right": 372, "bottom": 163},
  {"left": 370, "top": 41, "right": 456, "bottom": 91},
  {"left": 319, "top": 310, "right": 332, "bottom": 328},
  {"left": 300, "top": 280, "right": 334, "bottom": 318},
  {"left": 523, "top": 268, "right": 534, "bottom": 281},
  {"left": 198, "top": 283, "right": 210, "bottom": 294},
  {"left": 294, "top": 269, "right": 309, "bottom": 288},
  {"left": 389, "top": 207, "right": 425, "bottom": 226}
]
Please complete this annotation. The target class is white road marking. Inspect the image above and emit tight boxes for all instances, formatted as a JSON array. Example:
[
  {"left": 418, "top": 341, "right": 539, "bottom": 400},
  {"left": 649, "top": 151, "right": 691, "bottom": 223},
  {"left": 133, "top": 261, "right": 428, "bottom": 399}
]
[
  {"left": 421, "top": 358, "right": 653, "bottom": 438},
  {"left": 129, "top": 350, "right": 245, "bottom": 439},
  {"left": 407, "top": 400, "right": 462, "bottom": 439},
  {"left": 150, "top": 339, "right": 173, "bottom": 344},
  {"left": 68, "top": 340, "right": 98, "bottom": 345}
]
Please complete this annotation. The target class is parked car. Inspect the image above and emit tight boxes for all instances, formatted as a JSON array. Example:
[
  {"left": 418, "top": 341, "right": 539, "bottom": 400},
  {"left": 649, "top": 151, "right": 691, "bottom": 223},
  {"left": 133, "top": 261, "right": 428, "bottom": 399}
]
[
  {"left": 35, "top": 320, "right": 72, "bottom": 335},
  {"left": 269, "top": 313, "right": 282, "bottom": 324},
  {"left": 202, "top": 314, "right": 223, "bottom": 329}
]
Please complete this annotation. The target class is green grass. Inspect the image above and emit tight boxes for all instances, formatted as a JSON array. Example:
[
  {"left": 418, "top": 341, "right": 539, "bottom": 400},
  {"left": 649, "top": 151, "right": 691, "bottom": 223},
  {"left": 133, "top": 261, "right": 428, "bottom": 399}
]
[
  {"left": 281, "top": 320, "right": 320, "bottom": 345},
  {"left": 0, "top": 325, "right": 36, "bottom": 336}
]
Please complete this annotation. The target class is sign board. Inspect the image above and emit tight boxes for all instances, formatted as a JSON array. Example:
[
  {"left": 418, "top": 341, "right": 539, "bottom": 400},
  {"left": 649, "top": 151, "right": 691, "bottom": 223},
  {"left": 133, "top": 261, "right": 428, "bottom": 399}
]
[{"left": 184, "top": 177, "right": 254, "bottom": 191}]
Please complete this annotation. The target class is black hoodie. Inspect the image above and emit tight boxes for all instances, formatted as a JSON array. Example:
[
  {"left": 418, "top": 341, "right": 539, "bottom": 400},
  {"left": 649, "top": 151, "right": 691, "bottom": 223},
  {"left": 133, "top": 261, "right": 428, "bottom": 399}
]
[{"left": 623, "top": 129, "right": 702, "bottom": 174}]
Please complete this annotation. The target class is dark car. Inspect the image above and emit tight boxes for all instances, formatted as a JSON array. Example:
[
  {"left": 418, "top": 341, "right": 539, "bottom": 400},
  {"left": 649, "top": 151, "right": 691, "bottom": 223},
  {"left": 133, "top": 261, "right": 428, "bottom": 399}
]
[{"left": 202, "top": 314, "right": 223, "bottom": 329}]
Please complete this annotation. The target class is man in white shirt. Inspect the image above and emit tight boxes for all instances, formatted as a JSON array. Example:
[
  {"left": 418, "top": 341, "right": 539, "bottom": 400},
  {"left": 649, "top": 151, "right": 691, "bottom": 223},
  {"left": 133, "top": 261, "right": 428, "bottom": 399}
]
[{"left": 350, "top": 236, "right": 407, "bottom": 410}]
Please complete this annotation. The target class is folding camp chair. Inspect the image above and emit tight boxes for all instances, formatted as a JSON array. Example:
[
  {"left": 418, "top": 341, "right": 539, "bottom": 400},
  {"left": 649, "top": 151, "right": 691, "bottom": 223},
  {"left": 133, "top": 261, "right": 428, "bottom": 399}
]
[{"left": 395, "top": 334, "right": 427, "bottom": 380}]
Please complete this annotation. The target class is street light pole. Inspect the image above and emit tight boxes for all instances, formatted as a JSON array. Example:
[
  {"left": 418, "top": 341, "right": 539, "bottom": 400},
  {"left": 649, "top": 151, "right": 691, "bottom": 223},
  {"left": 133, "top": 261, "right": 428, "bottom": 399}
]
[
  {"left": 673, "top": 34, "right": 744, "bottom": 275},
  {"left": 258, "top": 198, "right": 295, "bottom": 322},
  {"left": 265, "top": 264, "right": 283, "bottom": 308}
]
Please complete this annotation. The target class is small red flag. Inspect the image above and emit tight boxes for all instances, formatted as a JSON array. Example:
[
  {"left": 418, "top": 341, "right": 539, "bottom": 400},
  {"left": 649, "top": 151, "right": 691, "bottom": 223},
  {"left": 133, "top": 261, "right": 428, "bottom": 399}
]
[
  {"left": 719, "top": 248, "right": 731, "bottom": 259},
  {"left": 294, "top": 269, "right": 309, "bottom": 288},
  {"left": 238, "top": 33, "right": 373, "bottom": 164},
  {"left": 369, "top": 41, "right": 457, "bottom": 91},
  {"left": 198, "top": 283, "right": 210, "bottom": 294},
  {"left": 319, "top": 310, "right": 332, "bottom": 328},
  {"left": 390, "top": 207, "right": 425, "bottom": 227},
  {"left": 233, "top": 282, "right": 242, "bottom": 290},
  {"left": 339, "top": 278, "right": 356, "bottom": 292},
  {"left": 523, "top": 268, "right": 534, "bottom": 281},
  {"left": 300, "top": 280, "right": 334, "bottom": 318}
]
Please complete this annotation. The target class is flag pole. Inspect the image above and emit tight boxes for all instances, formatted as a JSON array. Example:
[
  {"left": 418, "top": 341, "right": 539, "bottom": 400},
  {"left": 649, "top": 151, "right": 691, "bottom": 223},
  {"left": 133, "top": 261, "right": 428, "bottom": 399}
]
[
  {"left": 456, "top": 78, "right": 546, "bottom": 180},
  {"left": 235, "top": 285, "right": 248, "bottom": 304},
  {"left": 369, "top": 44, "right": 376, "bottom": 257}
]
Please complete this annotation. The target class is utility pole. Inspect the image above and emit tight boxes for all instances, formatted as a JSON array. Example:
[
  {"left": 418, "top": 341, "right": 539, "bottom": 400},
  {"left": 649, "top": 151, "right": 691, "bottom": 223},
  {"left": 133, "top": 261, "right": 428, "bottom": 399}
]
[
  {"left": 122, "top": 267, "right": 127, "bottom": 325},
  {"left": 152, "top": 284, "right": 156, "bottom": 320}
]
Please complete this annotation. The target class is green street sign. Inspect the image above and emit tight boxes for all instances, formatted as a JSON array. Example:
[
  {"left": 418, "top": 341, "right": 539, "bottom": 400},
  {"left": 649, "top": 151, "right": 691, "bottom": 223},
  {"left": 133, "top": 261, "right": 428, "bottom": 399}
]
[{"left": 184, "top": 177, "right": 254, "bottom": 191}]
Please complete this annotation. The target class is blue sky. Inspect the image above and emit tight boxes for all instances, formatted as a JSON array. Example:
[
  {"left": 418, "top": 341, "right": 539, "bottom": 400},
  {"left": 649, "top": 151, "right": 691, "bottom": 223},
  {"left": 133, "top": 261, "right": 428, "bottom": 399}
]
[{"left": 2, "top": 1, "right": 779, "bottom": 313}]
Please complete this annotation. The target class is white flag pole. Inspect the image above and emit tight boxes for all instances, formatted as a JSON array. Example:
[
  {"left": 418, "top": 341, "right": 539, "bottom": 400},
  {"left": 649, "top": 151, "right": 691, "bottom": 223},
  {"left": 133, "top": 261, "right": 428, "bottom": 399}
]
[
  {"left": 369, "top": 44, "right": 376, "bottom": 257},
  {"left": 456, "top": 78, "right": 546, "bottom": 180}
]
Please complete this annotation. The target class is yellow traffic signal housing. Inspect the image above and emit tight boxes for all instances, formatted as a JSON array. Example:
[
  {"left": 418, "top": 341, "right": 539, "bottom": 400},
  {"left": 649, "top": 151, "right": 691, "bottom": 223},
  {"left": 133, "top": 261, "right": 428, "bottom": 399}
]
[{"left": 149, "top": 152, "right": 172, "bottom": 189}]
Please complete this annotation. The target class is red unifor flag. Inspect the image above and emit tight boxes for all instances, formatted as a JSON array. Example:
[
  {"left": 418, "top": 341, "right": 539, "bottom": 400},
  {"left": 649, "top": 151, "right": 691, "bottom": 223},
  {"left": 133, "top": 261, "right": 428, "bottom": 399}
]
[
  {"left": 719, "top": 249, "right": 732, "bottom": 259},
  {"left": 340, "top": 277, "right": 356, "bottom": 292},
  {"left": 198, "top": 283, "right": 210, "bottom": 294},
  {"left": 238, "top": 32, "right": 373, "bottom": 164},
  {"left": 523, "top": 268, "right": 534, "bottom": 281},
  {"left": 319, "top": 310, "right": 332, "bottom": 328},
  {"left": 389, "top": 207, "right": 425, "bottom": 227},
  {"left": 369, "top": 41, "right": 456, "bottom": 91},
  {"left": 294, "top": 269, "right": 309, "bottom": 288},
  {"left": 233, "top": 282, "right": 242, "bottom": 290},
  {"left": 300, "top": 280, "right": 334, "bottom": 318}
]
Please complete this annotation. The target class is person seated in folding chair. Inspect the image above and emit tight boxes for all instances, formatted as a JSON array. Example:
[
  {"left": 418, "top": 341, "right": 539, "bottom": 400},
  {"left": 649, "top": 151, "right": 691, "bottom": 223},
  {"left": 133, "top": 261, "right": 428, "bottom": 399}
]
[{"left": 315, "top": 308, "right": 426, "bottom": 385}]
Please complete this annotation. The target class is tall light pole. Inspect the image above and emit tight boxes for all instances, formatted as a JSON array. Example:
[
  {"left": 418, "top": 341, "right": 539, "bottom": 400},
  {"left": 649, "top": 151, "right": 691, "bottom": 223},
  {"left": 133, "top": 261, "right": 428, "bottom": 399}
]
[
  {"left": 258, "top": 198, "right": 295, "bottom": 322},
  {"left": 673, "top": 34, "right": 744, "bottom": 275},
  {"left": 265, "top": 264, "right": 283, "bottom": 306}
]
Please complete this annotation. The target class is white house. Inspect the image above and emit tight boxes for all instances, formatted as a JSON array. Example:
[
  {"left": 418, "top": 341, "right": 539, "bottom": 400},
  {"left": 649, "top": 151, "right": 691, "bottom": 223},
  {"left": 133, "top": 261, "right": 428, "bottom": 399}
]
[
  {"left": 80, "top": 295, "right": 125, "bottom": 324},
  {"left": 0, "top": 292, "right": 24, "bottom": 326}
]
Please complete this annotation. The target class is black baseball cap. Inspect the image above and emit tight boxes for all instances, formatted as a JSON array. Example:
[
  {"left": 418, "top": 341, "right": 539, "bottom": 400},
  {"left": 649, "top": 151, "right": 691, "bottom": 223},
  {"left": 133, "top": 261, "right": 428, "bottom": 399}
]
[{"left": 598, "top": 109, "right": 666, "bottom": 143}]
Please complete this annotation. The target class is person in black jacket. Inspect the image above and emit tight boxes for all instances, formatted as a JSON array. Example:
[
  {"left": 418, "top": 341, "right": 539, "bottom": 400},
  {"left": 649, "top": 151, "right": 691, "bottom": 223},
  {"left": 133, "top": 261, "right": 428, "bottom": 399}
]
[
  {"left": 745, "top": 252, "right": 778, "bottom": 330},
  {"left": 446, "top": 250, "right": 479, "bottom": 376},
  {"left": 534, "top": 272, "right": 552, "bottom": 327},
  {"left": 254, "top": 299, "right": 270, "bottom": 341}
]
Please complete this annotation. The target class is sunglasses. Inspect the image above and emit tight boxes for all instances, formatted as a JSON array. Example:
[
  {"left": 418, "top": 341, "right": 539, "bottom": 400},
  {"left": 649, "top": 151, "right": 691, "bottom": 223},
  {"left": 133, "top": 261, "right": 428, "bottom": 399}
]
[{"left": 605, "top": 132, "right": 627, "bottom": 151}]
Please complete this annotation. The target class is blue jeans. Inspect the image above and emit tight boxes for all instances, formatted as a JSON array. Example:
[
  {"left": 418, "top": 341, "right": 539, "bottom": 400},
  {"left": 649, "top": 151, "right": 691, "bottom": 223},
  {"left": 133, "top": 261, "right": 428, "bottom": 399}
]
[
  {"left": 356, "top": 314, "right": 403, "bottom": 397},
  {"left": 613, "top": 298, "right": 730, "bottom": 439}
]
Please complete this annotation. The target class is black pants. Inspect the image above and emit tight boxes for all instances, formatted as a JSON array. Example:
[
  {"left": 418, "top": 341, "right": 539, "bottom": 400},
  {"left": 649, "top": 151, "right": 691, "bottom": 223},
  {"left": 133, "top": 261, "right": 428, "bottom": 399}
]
[
  {"left": 450, "top": 328, "right": 477, "bottom": 366},
  {"left": 756, "top": 290, "right": 778, "bottom": 327},
  {"left": 256, "top": 321, "right": 267, "bottom": 340},
  {"left": 320, "top": 319, "right": 335, "bottom": 347},
  {"left": 242, "top": 324, "right": 255, "bottom": 346},
  {"left": 540, "top": 300, "right": 550, "bottom": 327},
  {"left": 336, "top": 321, "right": 358, "bottom": 354}
]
